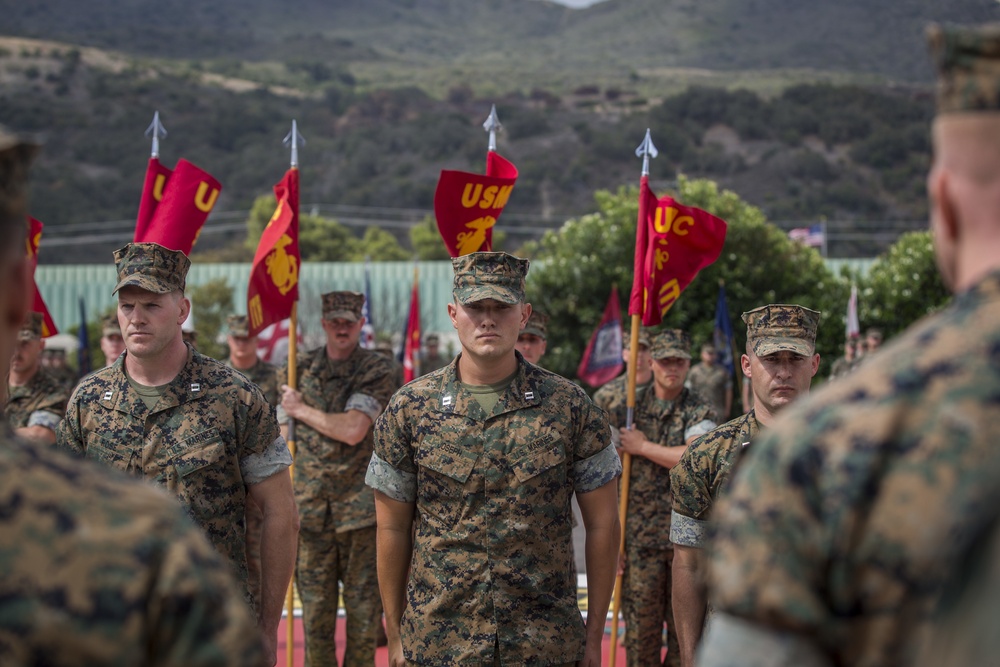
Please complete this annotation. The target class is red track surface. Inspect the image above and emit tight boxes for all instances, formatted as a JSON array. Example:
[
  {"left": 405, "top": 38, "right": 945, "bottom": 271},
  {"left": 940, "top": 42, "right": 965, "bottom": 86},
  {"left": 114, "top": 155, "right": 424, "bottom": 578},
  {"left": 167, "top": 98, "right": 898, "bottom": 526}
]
[{"left": 275, "top": 616, "right": 634, "bottom": 666}]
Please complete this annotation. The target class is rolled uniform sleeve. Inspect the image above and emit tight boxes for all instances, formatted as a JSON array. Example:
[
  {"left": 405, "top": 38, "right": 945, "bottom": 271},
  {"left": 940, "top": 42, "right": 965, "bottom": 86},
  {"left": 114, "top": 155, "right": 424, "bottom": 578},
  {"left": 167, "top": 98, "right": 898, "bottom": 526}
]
[
  {"left": 670, "top": 438, "right": 714, "bottom": 548},
  {"left": 365, "top": 452, "right": 416, "bottom": 502},
  {"left": 345, "top": 392, "right": 383, "bottom": 423},
  {"left": 241, "top": 436, "right": 293, "bottom": 485},
  {"left": 574, "top": 442, "right": 622, "bottom": 493},
  {"left": 28, "top": 409, "right": 62, "bottom": 432},
  {"left": 685, "top": 419, "right": 716, "bottom": 441},
  {"left": 368, "top": 391, "right": 419, "bottom": 501}
]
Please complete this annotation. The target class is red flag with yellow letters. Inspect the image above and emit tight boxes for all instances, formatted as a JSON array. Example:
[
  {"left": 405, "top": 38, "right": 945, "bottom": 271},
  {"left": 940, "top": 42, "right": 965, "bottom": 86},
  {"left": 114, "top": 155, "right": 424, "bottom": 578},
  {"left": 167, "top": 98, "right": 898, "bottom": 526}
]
[
  {"left": 134, "top": 157, "right": 173, "bottom": 243},
  {"left": 136, "top": 159, "right": 221, "bottom": 255},
  {"left": 434, "top": 152, "right": 517, "bottom": 257},
  {"left": 247, "top": 168, "right": 300, "bottom": 338},
  {"left": 630, "top": 179, "right": 728, "bottom": 326},
  {"left": 26, "top": 217, "right": 58, "bottom": 337}
]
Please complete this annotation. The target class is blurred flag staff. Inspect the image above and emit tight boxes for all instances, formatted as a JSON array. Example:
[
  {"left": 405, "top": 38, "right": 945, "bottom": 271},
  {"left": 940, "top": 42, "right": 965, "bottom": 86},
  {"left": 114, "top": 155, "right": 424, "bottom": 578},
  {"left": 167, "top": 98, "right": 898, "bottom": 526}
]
[{"left": 245, "top": 120, "right": 304, "bottom": 667}]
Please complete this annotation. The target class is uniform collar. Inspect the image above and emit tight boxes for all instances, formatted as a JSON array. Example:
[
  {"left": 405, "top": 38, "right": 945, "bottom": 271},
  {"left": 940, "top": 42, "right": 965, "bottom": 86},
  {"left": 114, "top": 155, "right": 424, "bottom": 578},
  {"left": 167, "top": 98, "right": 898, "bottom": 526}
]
[
  {"left": 436, "top": 351, "right": 542, "bottom": 420},
  {"left": 100, "top": 344, "right": 207, "bottom": 416}
]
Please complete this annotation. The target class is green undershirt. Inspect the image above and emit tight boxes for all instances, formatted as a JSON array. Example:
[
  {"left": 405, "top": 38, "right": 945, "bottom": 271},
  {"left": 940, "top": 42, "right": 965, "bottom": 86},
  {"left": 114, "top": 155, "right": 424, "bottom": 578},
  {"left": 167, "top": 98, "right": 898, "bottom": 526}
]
[
  {"left": 462, "top": 370, "right": 517, "bottom": 415},
  {"left": 125, "top": 368, "right": 170, "bottom": 411}
]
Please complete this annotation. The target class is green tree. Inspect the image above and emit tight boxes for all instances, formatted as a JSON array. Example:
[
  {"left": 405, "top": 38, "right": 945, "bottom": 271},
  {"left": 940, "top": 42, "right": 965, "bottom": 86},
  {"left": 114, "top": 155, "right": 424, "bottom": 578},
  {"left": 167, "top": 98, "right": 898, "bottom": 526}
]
[
  {"left": 859, "top": 231, "right": 950, "bottom": 340},
  {"left": 410, "top": 215, "right": 452, "bottom": 260},
  {"left": 188, "top": 277, "right": 234, "bottom": 361},
  {"left": 525, "top": 176, "right": 850, "bottom": 383},
  {"left": 348, "top": 227, "right": 411, "bottom": 262}
]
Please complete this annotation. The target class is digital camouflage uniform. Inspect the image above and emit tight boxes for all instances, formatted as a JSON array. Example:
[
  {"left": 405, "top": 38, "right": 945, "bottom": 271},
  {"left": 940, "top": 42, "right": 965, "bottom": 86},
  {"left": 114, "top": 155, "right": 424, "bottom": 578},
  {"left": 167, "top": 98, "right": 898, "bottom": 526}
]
[
  {"left": 367, "top": 251, "right": 622, "bottom": 665},
  {"left": 593, "top": 328, "right": 652, "bottom": 430},
  {"left": 700, "top": 25, "right": 1000, "bottom": 667},
  {"left": 685, "top": 362, "right": 730, "bottom": 423},
  {"left": 420, "top": 334, "right": 449, "bottom": 376},
  {"left": 671, "top": 304, "right": 820, "bottom": 550},
  {"left": 669, "top": 410, "right": 759, "bottom": 550},
  {"left": 0, "top": 428, "right": 269, "bottom": 666},
  {"left": 281, "top": 290, "right": 395, "bottom": 667},
  {"left": 56, "top": 243, "right": 291, "bottom": 611},
  {"left": 624, "top": 329, "right": 715, "bottom": 667},
  {"left": 5, "top": 369, "right": 68, "bottom": 434},
  {"left": 5, "top": 312, "right": 68, "bottom": 435},
  {"left": 225, "top": 314, "right": 281, "bottom": 618},
  {"left": 367, "top": 354, "right": 620, "bottom": 665}
]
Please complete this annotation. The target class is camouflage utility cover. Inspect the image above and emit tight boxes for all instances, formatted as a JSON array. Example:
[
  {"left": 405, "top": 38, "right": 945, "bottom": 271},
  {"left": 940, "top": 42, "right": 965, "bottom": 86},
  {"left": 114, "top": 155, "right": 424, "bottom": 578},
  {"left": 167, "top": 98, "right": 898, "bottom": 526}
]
[
  {"left": 281, "top": 345, "right": 395, "bottom": 533},
  {"left": 5, "top": 369, "right": 68, "bottom": 432},
  {"left": 321, "top": 291, "right": 364, "bottom": 321},
  {"left": 57, "top": 346, "right": 286, "bottom": 602},
  {"left": 669, "top": 410, "right": 760, "bottom": 549},
  {"left": 367, "top": 355, "right": 620, "bottom": 664},
  {"left": 17, "top": 311, "right": 43, "bottom": 340},
  {"left": 451, "top": 251, "right": 528, "bottom": 305},
  {"left": 0, "top": 429, "right": 268, "bottom": 666},
  {"left": 706, "top": 270, "right": 1000, "bottom": 665},
  {"left": 650, "top": 329, "right": 691, "bottom": 360},
  {"left": 742, "top": 304, "right": 819, "bottom": 357},
  {"left": 112, "top": 242, "right": 190, "bottom": 295},
  {"left": 929, "top": 22, "right": 1000, "bottom": 113},
  {"left": 522, "top": 309, "right": 549, "bottom": 339},
  {"left": 626, "top": 386, "right": 715, "bottom": 549}
]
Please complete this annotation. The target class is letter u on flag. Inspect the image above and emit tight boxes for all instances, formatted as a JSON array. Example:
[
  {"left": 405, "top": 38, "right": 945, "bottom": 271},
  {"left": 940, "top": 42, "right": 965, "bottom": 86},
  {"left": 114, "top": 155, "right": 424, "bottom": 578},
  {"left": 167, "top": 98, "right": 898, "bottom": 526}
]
[
  {"left": 577, "top": 288, "right": 624, "bottom": 387},
  {"left": 630, "top": 178, "right": 728, "bottom": 326},
  {"left": 136, "top": 159, "right": 222, "bottom": 255},
  {"left": 247, "top": 168, "right": 300, "bottom": 337},
  {"left": 434, "top": 152, "right": 517, "bottom": 257}
]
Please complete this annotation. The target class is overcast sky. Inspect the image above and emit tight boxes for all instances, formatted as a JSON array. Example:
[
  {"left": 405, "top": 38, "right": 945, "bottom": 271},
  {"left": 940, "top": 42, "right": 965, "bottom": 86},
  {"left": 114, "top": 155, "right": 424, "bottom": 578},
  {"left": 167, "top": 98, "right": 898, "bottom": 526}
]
[{"left": 546, "top": 0, "right": 608, "bottom": 7}]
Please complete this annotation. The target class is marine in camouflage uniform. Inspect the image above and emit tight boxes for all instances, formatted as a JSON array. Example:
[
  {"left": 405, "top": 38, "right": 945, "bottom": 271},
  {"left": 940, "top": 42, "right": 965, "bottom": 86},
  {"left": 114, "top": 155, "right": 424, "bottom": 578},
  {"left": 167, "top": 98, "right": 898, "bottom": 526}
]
[
  {"left": 225, "top": 313, "right": 280, "bottom": 617},
  {"left": 57, "top": 242, "right": 298, "bottom": 661},
  {"left": 685, "top": 344, "right": 732, "bottom": 423},
  {"left": 669, "top": 305, "right": 820, "bottom": 666},
  {"left": 5, "top": 311, "right": 68, "bottom": 445},
  {"left": 515, "top": 308, "right": 548, "bottom": 365},
  {"left": 99, "top": 313, "right": 125, "bottom": 368},
  {"left": 367, "top": 252, "right": 622, "bottom": 666},
  {"left": 278, "top": 290, "right": 395, "bottom": 667},
  {"left": 699, "top": 25, "right": 1000, "bottom": 667},
  {"left": 419, "top": 333, "right": 449, "bottom": 375},
  {"left": 0, "top": 126, "right": 268, "bottom": 666},
  {"left": 617, "top": 329, "right": 716, "bottom": 667}
]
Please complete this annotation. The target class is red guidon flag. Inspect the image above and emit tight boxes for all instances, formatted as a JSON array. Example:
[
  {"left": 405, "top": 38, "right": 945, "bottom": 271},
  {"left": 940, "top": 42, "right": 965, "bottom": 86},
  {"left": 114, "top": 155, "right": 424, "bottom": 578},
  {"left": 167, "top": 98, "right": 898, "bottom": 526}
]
[
  {"left": 247, "top": 168, "right": 300, "bottom": 337},
  {"left": 136, "top": 159, "right": 221, "bottom": 255},
  {"left": 134, "top": 157, "right": 173, "bottom": 242},
  {"left": 26, "top": 217, "right": 58, "bottom": 337},
  {"left": 577, "top": 288, "right": 624, "bottom": 387},
  {"left": 402, "top": 276, "right": 421, "bottom": 383},
  {"left": 434, "top": 152, "right": 517, "bottom": 257},
  {"left": 629, "top": 178, "right": 728, "bottom": 326}
]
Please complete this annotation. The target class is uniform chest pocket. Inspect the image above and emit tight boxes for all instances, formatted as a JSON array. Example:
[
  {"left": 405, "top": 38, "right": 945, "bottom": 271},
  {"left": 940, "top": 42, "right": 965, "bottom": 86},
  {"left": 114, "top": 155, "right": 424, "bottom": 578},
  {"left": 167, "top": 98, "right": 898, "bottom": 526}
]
[
  {"left": 510, "top": 436, "right": 566, "bottom": 483},
  {"left": 85, "top": 431, "right": 131, "bottom": 472},
  {"left": 418, "top": 442, "right": 477, "bottom": 486},
  {"left": 171, "top": 430, "right": 226, "bottom": 478}
]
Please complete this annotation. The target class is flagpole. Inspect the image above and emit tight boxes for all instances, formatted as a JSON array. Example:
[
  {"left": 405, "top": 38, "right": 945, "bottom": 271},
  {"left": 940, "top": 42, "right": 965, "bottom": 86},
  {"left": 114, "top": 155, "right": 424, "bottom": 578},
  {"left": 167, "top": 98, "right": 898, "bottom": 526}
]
[
  {"left": 609, "top": 129, "right": 658, "bottom": 667},
  {"left": 282, "top": 119, "right": 304, "bottom": 667}
]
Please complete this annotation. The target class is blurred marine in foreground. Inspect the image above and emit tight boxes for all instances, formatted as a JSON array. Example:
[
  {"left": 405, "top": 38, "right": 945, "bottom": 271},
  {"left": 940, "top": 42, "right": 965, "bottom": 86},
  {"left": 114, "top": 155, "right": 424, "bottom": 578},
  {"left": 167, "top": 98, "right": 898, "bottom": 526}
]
[{"left": 699, "top": 23, "right": 1000, "bottom": 667}]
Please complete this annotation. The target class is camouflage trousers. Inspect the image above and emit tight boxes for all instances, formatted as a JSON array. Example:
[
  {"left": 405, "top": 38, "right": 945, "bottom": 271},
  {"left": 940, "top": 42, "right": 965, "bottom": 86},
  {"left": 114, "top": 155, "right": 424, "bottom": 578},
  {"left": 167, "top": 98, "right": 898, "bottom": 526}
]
[
  {"left": 623, "top": 544, "right": 680, "bottom": 667},
  {"left": 297, "top": 525, "right": 381, "bottom": 667},
  {"left": 245, "top": 496, "right": 263, "bottom": 618}
]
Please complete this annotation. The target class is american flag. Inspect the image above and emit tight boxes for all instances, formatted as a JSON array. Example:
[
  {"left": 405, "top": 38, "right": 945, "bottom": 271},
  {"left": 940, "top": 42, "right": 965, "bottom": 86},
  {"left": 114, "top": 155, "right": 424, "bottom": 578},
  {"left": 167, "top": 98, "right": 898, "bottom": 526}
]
[{"left": 788, "top": 223, "right": 825, "bottom": 248}]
